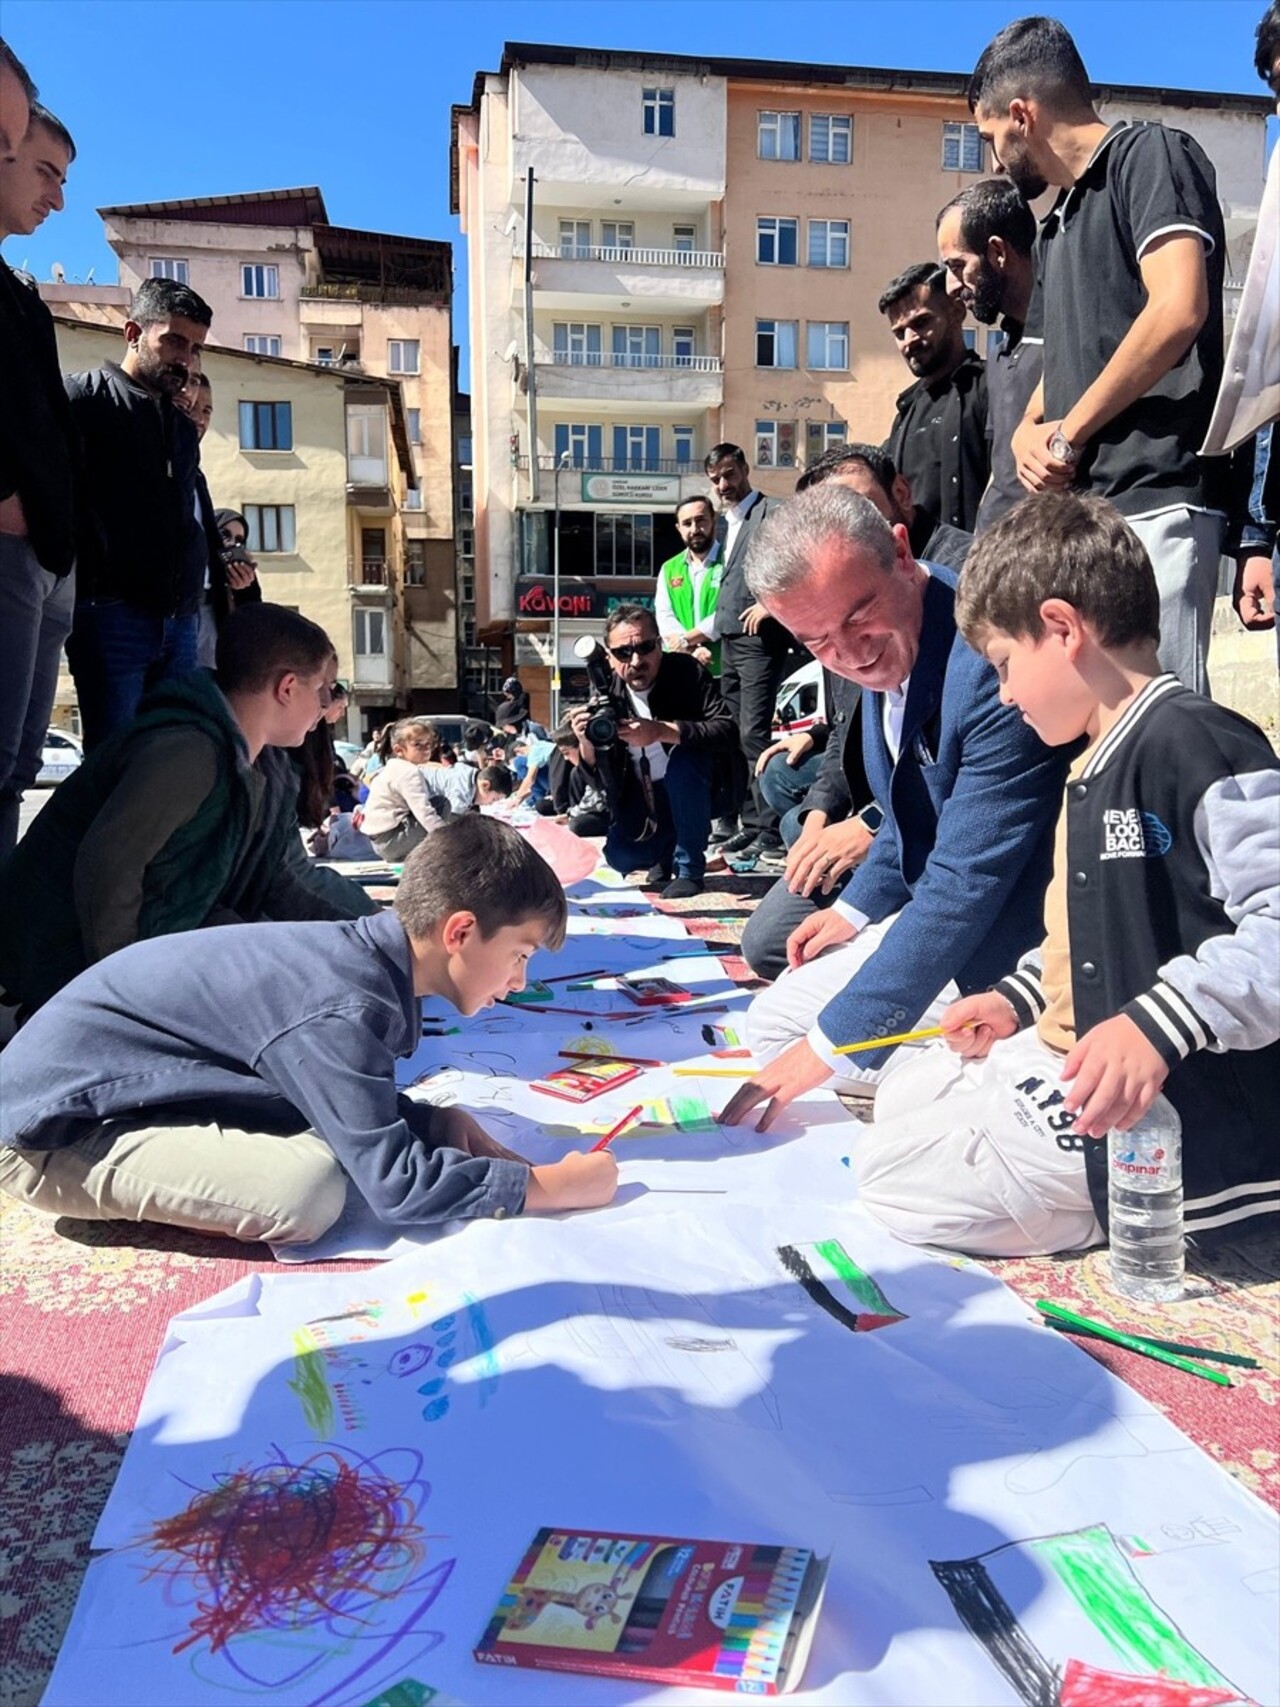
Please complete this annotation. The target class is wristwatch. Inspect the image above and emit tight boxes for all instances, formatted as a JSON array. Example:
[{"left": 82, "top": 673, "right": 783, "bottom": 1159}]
[
  {"left": 856, "top": 802, "right": 884, "bottom": 833},
  {"left": 1048, "top": 428, "right": 1078, "bottom": 466}
]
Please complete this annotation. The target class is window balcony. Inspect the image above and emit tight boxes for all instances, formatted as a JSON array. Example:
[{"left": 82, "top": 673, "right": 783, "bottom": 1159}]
[
  {"left": 349, "top": 559, "right": 394, "bottom": 598},
  {"left": 532, "top": 349, "right": 723, "bottom": 408},
  {"left": 520, "top": 242, "right": 725, "bottom": 315},
  {"left": 516, "top": 455, "right": 695, "bottom": 476}
]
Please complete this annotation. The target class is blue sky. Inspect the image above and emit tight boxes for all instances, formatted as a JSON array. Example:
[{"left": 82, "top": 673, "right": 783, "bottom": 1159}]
[{"left": 4, "top": 0, "right": 1271, "bottom": 386}]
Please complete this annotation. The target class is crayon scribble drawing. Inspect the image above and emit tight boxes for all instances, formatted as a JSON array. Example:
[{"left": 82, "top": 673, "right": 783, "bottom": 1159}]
[
  {"left": 931, "top": 1523, "right": 1249, "bottom": 1707},
  {"left": 777, "top": 1240, "right": 907, "bottom": 1334},
  {"left": 138, "top": 1444, "right": 454, "bottom": 1704}
]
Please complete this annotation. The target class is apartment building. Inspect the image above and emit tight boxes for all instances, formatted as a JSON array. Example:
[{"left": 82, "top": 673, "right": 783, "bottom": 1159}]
[
  {"left": 97, "top": 189, "right": 460, "bottom": 710},
  {"left": 452, "top": 42, "right": 1270, "bottom": 715},
  {"left": 49, "top": 310, "right": 416, "bottom": 739}
]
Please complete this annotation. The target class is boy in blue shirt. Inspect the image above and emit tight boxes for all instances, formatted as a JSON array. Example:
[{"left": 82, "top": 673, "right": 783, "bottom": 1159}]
[
  {"left": 854, "top": 493, "right": 1278, "bottom": 1255},
  {"left": 0, "top": 816, "right": 617, "bottom": 1245}
]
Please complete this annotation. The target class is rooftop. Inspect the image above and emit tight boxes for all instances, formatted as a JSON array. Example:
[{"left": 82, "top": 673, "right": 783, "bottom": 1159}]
[{"left": 99, "top": 186, "right": 330, "bottom": 227}]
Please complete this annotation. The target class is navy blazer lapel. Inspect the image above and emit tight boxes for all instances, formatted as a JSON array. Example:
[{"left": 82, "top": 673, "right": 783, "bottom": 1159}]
[{"left": 900, "top": 574, "right": 956, "bottom": 760}]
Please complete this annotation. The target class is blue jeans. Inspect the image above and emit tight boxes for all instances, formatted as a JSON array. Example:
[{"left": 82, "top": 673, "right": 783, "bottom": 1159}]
[
  {"left": 0, "top": 536, "right": 76, "bottom": 855},
  {"left": 67, "top": 600, "right": 200, "bottom": 751},
  {"left": 604, "top": 746, "right": 713, "bottom": 881},
  {"left": 758, "top": 749, "right": 824, "bottom": 848}
]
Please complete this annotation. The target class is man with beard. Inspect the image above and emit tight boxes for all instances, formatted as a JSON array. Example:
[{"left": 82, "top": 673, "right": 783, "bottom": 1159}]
[
  {"left": 969, "top": 14, "right": 1225, "bottom": 693},
  {"left": 878, "top": 263, "right": 989, "bottom": 537},
  {"left": 654, "top": 494, "right": 724, "bottom": 674},
  {"left": 935, "top": 178, "right": 1042, "bottom": 534},
  {"left": 66, "top": 277, "right": 219, "bottom": 746}
]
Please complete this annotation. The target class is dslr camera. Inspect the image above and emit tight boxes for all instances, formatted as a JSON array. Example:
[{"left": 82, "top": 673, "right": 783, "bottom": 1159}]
[{"left": 572, "top": 636, "right": 618, "bottom": 750}]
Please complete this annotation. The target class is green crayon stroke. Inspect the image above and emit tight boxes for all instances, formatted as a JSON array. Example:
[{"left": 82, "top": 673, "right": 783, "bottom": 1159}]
[
  {"left": 288, "top": 1336, "right": 336, "bottom": 1435},
  {"left": 813, "top": 1239, "right": 905, "bottom": 1320},
  {"left": 1033, "top": 1525, "right": 1232, "bottom": 1689}
]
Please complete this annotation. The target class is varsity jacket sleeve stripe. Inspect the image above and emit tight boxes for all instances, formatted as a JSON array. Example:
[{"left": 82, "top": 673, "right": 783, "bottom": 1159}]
[
  {"left": 1124, "top": 766, "right": 1280, "bottom": 1065},
  {"left": 994, "top": 961, "right": 1047, "bottom": 1029}
]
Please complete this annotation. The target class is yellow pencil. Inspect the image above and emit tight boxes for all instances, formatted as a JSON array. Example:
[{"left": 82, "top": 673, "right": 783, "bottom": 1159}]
[
  {"left": 671, "top": 1065, "right": 756, "bottom": 1077},
  {"left": 832, "top": 1025, "right": 945, "bottom": 1056}
]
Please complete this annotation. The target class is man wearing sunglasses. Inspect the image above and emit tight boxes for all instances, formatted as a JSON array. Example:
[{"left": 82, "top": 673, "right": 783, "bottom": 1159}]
[{"left": 569, "top": 605, "right": 734, "bottom": 900}]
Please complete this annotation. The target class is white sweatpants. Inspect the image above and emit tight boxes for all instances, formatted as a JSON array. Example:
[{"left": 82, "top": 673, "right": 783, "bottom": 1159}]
[
  {"left": 746, "top": 912, "right": 959, "bottom": 1085},
  {"left": 854, "top": 1030, "right": 1102, "bottom": 1258}
]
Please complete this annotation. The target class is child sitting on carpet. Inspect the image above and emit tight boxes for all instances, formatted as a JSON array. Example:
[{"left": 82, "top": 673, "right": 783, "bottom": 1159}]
[
  {"left": 851, "top": 493, "right": 1279, "bottom": 1257},
  {"left": 0, "top": 817, "right": 618, "bottom": 1245},
  {"left": 358, "top": 717, "right": 449, "bottom": 861}
]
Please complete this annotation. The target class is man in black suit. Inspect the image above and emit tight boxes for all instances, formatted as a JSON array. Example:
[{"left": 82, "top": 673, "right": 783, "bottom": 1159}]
[{"left": 707, "top": 442, "right": 797, "bottom": 858}]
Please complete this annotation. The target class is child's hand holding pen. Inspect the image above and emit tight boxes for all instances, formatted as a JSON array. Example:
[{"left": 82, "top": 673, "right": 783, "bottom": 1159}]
[{"left": 938, "top": 993, "right": 1019, "bottom": 1060}]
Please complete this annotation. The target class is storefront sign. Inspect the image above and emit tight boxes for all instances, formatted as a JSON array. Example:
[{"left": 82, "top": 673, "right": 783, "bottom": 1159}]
[
  {"left": 515, "top": 578, "right": 655, "bottom": 620},
  {"left": 581, "top": 473, "right": 681, "bottom": 504}
]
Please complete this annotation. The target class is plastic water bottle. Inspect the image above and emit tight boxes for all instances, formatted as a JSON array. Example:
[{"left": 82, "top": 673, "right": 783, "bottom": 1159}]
[{"left": 1107, "top": 1095, "right": 1184, "bottom": 1303}]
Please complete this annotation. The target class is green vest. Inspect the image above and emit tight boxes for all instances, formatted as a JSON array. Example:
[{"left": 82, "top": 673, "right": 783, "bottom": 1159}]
[{"left": 659, "top": 549, "right": 724, "bottom": 675}]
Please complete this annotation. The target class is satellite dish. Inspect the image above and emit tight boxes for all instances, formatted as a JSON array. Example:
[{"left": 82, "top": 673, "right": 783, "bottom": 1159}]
[{"left": 51, "top": 261, "right": 66, "bottom": 282}]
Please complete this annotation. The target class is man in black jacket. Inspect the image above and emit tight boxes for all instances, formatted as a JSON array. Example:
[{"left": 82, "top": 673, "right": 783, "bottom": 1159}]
[
  {"left": 880, "top": 262, "right": 989, "bottom": 537},
  {"left": 0, "top": 98, "right": 78, "bottom": 853},
  {"left": 65, "top": 276, "right": 220, "bottom": 749},
  {"left": 570, "top": 605, "right": 734, "bottom": 900}
]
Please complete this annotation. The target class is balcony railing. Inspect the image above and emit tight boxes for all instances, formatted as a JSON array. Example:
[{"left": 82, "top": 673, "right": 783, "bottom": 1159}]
[
  {"left": 355, "top": 558, "right": 390, "bottom": 585},
  {"left": 530, "top": 242, "right": 724, "bottom": 269},
  {"left": 302, "top": 282, "right": 444, "bottom": 307},
  {"left": 516, "top": 455, "right": 695, "bottom": 476},
  {"left": 536, "top": 351, "right": 722, "bottom": 373}
]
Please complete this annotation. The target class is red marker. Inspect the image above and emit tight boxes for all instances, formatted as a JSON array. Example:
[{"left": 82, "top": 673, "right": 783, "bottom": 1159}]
[{"left": 589, "top": 1104, "right": 644, "bottom": 1152}]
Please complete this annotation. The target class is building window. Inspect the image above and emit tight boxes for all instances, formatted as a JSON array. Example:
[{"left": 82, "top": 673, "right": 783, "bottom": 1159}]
[
  {"left": 407, "top": 407, "right": 422, "bottom": 444},
  {"left": 808, "top": 219, "right": 850, "bottom": 268},
  {"left": 672, "top": 328, "right": 695, "bottom": 365},
  {"left": 806, "top": 420, "right": 847, "bottom": 462},
  {"left": 559, "top": 219, "right": 592, "bottom": 258},
  {"left": 150, "top": 257, "right": 189, "bottom": 283},
  {"left": 405, "top": 540, "right": 427, "bottom": 585},
  {"left": 237, "top": 401, "right": 292, "bottom": 452},
  {"left": 554, "top": 423, "right": 603, "bottom": 468},
  {"left": 244, "top": 504, "right": 296, "bottom": 553},
  {"left": 612, "top": 325, "right": 661, "bottom": 369},
  {"left": 463, "top": 619, "right": 477, "bottom": 646},
  {"left": 553, "top": 322, "right": 602, "bottom": 366},
  {"left": 315, "top": 346, "right": 336, "bottom": 365},
  {"left": 942, "top": 121, "right": 985, "bottom": 173},
  {"left": 600, "top": 221, "right": 634, "bottom": 254},
  {"left": 388, "top": 339, "right": 420, "bottom": 375},
  {"left": 458, "top": 435, "right": 473, "bottom": 466},
  {"left": 244, "top": 334, "right": 281, "bottom": 356},
  {"left": 672, "top": 223, "right": 696, "bottom": 254},
  {"left": 346, "top": 402, "right": 388, "bottom": 485},
  {"left": 354, "top": 606, "right": 387, "bottom": 661},
  {"left": 986, "top": 327, "right": 1006, "bottom": 360},
  {"left": 806, "top": 321, "right": 849, "bottom": 370},
  {"left": 403, "top": 488, "right": 423, "bottom": 511},
  {"left": 241, "top": 263, "right": 280, "bottom": 299},
  {"left": 673, "top": 425, "right": 695, "bottom": 465},
  {"left": 461, "top": 573, "right": 475, "bottom": 603},
  {"left": 613, "top": 425, "right": 660, "bottom": 471},
  {"left": 756, "top": 216, "right": 799, "bottom": 266},
  {"left": 595, "top": 513, "right": 654, "bottom": 576},
  {"left": 460, "top": 527, "right": 475, "bottom": 560},
  {"left": 758, "top": 110, "right": 801, "bottom": 161},
  {"left": 809, "top": 113, "right": 852, "bottom": 164},
  {"left": 962, "top": 327, "right": 978, "bottom": 352},
  {"left": 642, "top": 87, "right": 675, "bottom": 137},
  {"left": 755, "top": 420, "right": 796, "bottom": 469},
  {"left": 460, "top": 479, "right": 473, "bottom": 512},
  {"left": 756, "top": 318, "right": 798, "bottom": 368}
]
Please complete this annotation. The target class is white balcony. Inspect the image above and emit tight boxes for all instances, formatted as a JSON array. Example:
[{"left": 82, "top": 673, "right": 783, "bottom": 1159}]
[
  {"left": 532, "top": 350, "right": 723, "bottom": 408},
  {"left": 521, "top": 242, "right": 725, "bottom": 314}
]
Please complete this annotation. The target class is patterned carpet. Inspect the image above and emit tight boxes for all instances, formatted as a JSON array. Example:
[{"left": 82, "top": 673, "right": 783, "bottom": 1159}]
[{"left": 1, "top": 868, "right": 1276, "bottom": 1705}]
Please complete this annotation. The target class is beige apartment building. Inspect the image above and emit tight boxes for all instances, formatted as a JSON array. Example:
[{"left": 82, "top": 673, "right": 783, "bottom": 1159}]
[
  {"left": 453, "top": 41, "right": 1271, "bottom": 717},
  {"left": 48, "top": 311, "right": 416, "bottom": 739},
  {"left": 96, "top": 189, "right": 460, "bottom": 709}
]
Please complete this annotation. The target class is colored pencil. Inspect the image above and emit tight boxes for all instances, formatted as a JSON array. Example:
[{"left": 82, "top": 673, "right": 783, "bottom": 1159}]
[
  {"left": 547, "top": 969, "right": 607, "bottom": 985},
  {"left": 671, "top": 1065, "right": 755, "bottom": 1077},
  {"left": 589, "top": 1105, "right": 644, "bottom": 1151},
  {"left": 1042, "top": 1317, "right": 1259, "bottom": 1370},
  {"left": 560, "top": 1051, "right": 663, "bottom": 1067},
  {"left": 1035, "top": 1301, "right": 1232, "bottom": 1386},
  {"left": 832, "top": 1024, "right": 945, "bottom": 1056}
]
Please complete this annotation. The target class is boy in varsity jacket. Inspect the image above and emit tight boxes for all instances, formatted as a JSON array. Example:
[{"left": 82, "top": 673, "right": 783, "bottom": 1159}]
[{"left": 848, "top": 493, "right": 1278, "bottom": 1258}]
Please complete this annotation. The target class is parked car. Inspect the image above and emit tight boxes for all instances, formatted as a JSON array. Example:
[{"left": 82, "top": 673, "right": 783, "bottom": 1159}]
[{"left": 36, "top": 727, "right": 83, "bottom": 786}]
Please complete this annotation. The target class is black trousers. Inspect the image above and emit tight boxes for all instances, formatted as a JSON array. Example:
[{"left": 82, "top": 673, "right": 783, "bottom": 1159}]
[{"left": 720, "top": 632, "right": 793, "bottom": 838}]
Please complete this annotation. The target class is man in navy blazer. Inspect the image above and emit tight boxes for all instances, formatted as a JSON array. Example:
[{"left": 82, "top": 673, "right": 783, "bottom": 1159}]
[{"left": 721, "top": 482, "right": 1069, "bottom": 1131}]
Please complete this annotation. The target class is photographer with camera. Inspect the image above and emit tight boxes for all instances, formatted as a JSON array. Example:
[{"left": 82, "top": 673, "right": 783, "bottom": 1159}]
[{"left": 569, "top": 605, "right": 734, "bottom": 900}]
